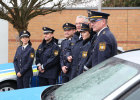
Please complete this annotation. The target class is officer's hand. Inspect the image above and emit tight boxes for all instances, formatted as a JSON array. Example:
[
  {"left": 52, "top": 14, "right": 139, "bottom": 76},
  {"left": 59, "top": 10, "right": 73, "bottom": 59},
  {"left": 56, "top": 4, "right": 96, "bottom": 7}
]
[
  {"left": 40, "top": 69, "right": 45, "bottom": 73},
  {"left": 67, "top": 56, "right": 72, "bottom": 62},
  {"left": 17, "top": 72, "right": 22, "bottom": 77},
  {"left": 38, "top": 66, "right": 42, "bottom": 72},
  {"left": 83, "top": 66, "right": 89, "bottom": 72},
  {"left": 62, "top": 66, "right": 68, "bottom": 73}
]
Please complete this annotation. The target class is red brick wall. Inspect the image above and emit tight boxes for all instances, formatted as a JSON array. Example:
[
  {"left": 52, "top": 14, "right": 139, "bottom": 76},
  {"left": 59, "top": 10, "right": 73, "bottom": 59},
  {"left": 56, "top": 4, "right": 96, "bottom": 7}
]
[{"left": 8, "top": 9, "right": 140, "bottom": 62}]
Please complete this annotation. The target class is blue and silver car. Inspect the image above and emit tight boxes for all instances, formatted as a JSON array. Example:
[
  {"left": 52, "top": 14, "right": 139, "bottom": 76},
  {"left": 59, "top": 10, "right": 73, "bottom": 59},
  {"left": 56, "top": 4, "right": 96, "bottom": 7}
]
[
  {"left": 0, "top": 63, "right": 39, "bottom": 91},
  {"left": 0, "top": 39, "right": 64, "bottom": 92},
  {"left": 0, "top": 49, "right": 140, "bottom": 100}
]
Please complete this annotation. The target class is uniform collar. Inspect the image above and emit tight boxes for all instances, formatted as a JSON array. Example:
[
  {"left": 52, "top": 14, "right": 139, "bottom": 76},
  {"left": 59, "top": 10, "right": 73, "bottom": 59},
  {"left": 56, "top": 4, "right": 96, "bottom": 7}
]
[
  {"left": 46, "top": 39, "right": 54, "bottom": 46},
  {"left": 22, "top": 43, "right": 28, "bottom": 49},
  {"left": 83, "top": 36, "right": 91, "bottom": 45},
  {"left": 68, "top": 37, "right": 72, "bottom": 40},
  {"left": 97, "top": 26, "right": 107, "bottom": 36}
]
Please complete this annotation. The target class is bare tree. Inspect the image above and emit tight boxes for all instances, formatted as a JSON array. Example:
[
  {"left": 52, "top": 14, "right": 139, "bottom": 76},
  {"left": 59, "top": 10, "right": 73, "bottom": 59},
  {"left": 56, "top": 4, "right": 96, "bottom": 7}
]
[{"left": 0, "top": 0, "right": 66, "bottom": 33}]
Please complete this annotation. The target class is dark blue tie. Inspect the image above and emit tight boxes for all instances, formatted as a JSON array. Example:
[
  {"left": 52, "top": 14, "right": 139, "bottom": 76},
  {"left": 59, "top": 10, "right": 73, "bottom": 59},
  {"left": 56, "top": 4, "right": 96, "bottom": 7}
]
[{"left": 22, "top": 47, "right": 24, "bottom": 51}]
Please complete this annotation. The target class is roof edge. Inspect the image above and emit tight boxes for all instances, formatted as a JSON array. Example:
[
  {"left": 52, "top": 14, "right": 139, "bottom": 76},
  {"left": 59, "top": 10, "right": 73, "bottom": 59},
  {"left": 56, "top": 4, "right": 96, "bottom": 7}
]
[{"left": 64, "top": 7, "right": 140, "bottom": 10}]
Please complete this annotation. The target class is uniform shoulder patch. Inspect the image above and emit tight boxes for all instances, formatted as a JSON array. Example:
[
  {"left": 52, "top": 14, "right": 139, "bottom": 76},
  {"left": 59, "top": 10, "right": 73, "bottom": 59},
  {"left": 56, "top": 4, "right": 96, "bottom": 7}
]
[
  {"left": 30, "top": 53, "right": 34, "bottom": 58},
  {"left": 82, "top": 51, "right": 88, "bottom": 58},
  {"left": 54, "top": 50, "right": 59, "bottom": 56},
  {"left": 99, "top": 42, "right": 106, "bottom": 51}
]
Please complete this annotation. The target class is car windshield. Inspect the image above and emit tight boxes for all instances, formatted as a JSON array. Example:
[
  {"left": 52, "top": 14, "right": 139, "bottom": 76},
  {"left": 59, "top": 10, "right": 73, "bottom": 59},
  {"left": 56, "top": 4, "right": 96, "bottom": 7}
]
[{"left": 44, "top": 57, "right": 139, "bottom": 100}]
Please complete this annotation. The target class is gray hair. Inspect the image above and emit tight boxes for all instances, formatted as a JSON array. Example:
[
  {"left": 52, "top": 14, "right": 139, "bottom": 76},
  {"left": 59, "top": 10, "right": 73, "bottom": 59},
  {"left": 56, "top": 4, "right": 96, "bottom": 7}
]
[{"left": 76, "top": 15, "right": 89, "bottom": 23}]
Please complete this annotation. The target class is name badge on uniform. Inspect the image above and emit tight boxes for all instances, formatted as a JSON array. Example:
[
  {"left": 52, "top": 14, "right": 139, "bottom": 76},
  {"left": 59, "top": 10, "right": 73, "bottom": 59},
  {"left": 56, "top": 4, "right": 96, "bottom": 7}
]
[
  {"left": 99, "top": 42, "right": 106, "bottom": 51},
  {"left": 54, "top": 50, "right": 58, "bottom": 56},
  {"left": 82, "top": 51, "right": 88, "bottom": 58},
  {"left": 30, "top": 53, "right": 34, "bottom": 58}
]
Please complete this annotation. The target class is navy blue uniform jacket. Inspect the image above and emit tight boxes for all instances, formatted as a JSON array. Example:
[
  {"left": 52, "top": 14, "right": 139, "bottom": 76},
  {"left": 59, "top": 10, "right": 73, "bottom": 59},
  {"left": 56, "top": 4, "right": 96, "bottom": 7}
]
[
  {"left": 77, "top": 38, "right": 92, "bottom": 75},
  {"left": 13, "top": 45, "right": 35, "bottom": 77},
  {"left": 66, "top": 32, "right": 83, "bottom": 79},
  {"left": 86, "top": 27, "right": 117, "bottom": 67},
  {"left": 60, "top": 39, "right": 71, "bottom": 76},
  {"left": 36, "top": 39, "right": 60, "bottom": 79}
]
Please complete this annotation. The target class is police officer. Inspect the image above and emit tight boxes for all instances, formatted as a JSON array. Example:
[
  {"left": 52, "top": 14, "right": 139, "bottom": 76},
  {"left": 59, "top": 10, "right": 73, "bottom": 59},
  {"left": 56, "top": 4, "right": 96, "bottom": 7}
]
[
  {"left": 36, "top": 27, "right": 60, "bottom": 86},
  {"left": 77, "top": 23, "right": 92, "bottom": 75},
  {"left": 13, "top": 31, "right": 35, "bottom": 89},
  {"left": 60, "top": 23, "right": 76, "bottom": 83},
  {"left": 84, "top": 11, "right": 117, "bottom": 70},
  {"left": 67, "top": 16, "right": 89, "bottom": 79}
]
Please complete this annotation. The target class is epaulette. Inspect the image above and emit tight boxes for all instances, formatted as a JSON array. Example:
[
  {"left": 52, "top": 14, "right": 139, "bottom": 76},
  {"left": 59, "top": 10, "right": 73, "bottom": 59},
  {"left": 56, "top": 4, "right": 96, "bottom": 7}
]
[{"left": 102, "top": 31, "right": 106, "bottom": 34}]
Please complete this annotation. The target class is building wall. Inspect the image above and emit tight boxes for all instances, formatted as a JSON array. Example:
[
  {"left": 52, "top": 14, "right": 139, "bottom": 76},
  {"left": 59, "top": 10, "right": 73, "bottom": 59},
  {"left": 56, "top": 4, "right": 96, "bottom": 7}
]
[{"left": 8, "top": 8, "right": 140, "bottom": 62}]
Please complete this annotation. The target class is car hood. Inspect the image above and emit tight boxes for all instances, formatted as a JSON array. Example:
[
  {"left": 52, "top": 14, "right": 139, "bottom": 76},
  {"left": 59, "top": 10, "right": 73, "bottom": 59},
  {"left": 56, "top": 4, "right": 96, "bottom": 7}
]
[
  {"left": 0, "top": 63, "right": 14, "bottom": 74},
  {"left": 0, "top": 86, "right": 50, "bottom": 100}
]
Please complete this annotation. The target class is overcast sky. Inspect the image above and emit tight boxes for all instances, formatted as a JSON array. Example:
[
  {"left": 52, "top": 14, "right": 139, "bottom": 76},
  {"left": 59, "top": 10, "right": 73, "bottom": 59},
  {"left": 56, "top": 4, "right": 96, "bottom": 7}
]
[{"left": 2, "top": 0, "right": 98, "bottom": 8}]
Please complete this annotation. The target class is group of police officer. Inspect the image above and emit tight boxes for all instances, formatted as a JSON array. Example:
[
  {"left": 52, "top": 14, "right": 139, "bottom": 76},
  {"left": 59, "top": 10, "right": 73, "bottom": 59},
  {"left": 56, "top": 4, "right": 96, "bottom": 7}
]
[{"left": 13, "top": 10, "right": 117, "bottom": 89}]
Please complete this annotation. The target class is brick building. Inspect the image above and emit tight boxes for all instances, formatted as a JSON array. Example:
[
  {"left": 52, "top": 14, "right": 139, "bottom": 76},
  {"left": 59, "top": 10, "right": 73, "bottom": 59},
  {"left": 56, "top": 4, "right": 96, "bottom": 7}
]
[{"left": 8, "top": 7, "right": 140, "bottom": 62}]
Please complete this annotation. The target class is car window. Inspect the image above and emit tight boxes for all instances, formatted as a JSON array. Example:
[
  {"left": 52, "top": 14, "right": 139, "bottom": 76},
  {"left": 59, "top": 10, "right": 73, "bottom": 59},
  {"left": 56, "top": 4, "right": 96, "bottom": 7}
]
[
  {"left": 124, "top": 86, "right": 140, "bottom": 100},
  {"left": 118, "top": 83, "right": 140, "bottom": 100},
  {"left": 44, "top": 57, "right": 139, "bottom": 100}
]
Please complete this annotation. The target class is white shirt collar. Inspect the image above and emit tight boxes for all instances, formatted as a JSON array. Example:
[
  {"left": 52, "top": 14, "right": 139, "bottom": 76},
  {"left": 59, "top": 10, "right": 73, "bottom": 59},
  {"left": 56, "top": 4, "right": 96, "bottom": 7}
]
[
  {"left": 79, "top": 33, "right": 82, "bottom": 39},
  {"left": 68, "top": 38, "right": 72, "bottom": 40},
  {"left": 97, "top": 26, "right": 107, "bottom": 36},
  {"left": 22, "top": 44, "right": 28, "bottom": 49}
]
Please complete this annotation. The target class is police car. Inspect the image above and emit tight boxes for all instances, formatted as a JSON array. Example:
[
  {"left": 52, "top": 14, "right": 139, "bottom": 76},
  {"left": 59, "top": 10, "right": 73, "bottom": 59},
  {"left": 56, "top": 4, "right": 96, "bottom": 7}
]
[
  {"left": 0, "top": 49, "right": 139, "bottom": 100},
  {"left": 41, "top": 49, "right": 140, "bottom": 100},
  {"left": 0, "top": 43, "right": 123, "bottom": 92},
  {"left": 0, "top": 39, "right": 64, "bottom": 92},
  {"left": 0, "top": 63, "right": 38, "bottom": 92}
]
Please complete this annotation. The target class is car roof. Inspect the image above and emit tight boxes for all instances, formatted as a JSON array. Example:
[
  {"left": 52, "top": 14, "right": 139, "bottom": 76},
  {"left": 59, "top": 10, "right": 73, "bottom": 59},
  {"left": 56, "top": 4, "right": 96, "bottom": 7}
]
[{"left": 115, "top": 50, "right": 140, "bottom": 65}]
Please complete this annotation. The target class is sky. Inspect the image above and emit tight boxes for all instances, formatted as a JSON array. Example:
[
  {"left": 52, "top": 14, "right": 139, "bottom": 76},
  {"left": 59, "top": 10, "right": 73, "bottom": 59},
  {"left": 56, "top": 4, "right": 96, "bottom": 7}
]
[{"left": 1, "top": 0, "right": 99, "bottom": 8}]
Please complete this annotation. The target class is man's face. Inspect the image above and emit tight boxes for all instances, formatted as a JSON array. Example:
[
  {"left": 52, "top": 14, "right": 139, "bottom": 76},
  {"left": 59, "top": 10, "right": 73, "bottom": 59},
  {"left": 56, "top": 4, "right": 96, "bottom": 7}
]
[
  {"left": 44, "top": 33, "right": 53, "bottom": 41},
  {"left": 81, "top": 31, "right": 90, "bottom": 40},
  {"left": 90, "top": 19, "right": 104, "bottom": 32},
  {"left": 75, "top": 17, "right": 86, "bottom": 32},
  {"left": 64, "top": 29, "right": 75, "bottom": 38}
]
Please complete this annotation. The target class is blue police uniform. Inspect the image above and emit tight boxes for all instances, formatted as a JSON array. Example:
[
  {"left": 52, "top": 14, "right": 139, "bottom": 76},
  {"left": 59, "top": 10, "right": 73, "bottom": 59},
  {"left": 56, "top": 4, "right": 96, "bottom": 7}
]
[
  {"left": 60, "top": 23, "right": 76, "bottom": 83},
  {"left": 77, "top": 39, "right": 91, "bottom": 75},
  {"left": 91, "top": 27, "right": 117, "bottom": 67},
  {"left": 13, "top": 31, "right": 35, "bottom": 89},
  {"left": 76, "top": 23, "right": 92, "bottom": 75},
  {"left": 60, "top": 39, "right": 71, "bottom": 82},
  {"left": 66, "top": 31, "right": 83, "bottom": 80},
  {"left": 84, "top": 11, "right": 117, "bottom": 69},
  {"left": 36, "top": 27, "right": 60, "bottom": 86},
  {"left": 83, "top": 31, "right": 97, "bottom": 69}
]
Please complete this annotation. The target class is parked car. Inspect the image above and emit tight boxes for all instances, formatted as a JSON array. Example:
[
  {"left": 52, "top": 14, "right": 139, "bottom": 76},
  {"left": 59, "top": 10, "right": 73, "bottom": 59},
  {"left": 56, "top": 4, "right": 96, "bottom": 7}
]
[
  {"left": 0, "top": 63, "right": 39, "bottom": 92},
  {"left": 0, "top": 49, "right": 139, "bottom": 100},
  {"left": 0, "top": 39, "right": 64, "bottom": 92},
  {"left": 41, "top": 49, "right": 140, "bottom": 100}
]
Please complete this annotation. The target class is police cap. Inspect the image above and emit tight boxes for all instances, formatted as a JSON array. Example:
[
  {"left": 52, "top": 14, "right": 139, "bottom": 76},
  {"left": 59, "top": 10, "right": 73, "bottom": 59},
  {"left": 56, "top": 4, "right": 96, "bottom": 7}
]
[
  {"left": 80, "top": 23, "right": 90, "bottom": 32},
  {"left": 63, "top": 23, "right": 76, "bottom": 31},
  {"left": 88, "top": 10, "right": 110, "bottom": 21},
  {"left": 19, "top": 30, "right": 31, "bottom": 38},
  {"left": 42, "top": 27, "right": 55, "bottom": 34}
]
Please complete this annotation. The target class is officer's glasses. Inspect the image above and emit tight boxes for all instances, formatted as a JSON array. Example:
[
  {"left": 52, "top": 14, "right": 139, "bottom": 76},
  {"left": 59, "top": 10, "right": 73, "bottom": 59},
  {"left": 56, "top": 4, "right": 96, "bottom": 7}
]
[{"left": 90, "top": 19, "right": 103, "bottom": 23}]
